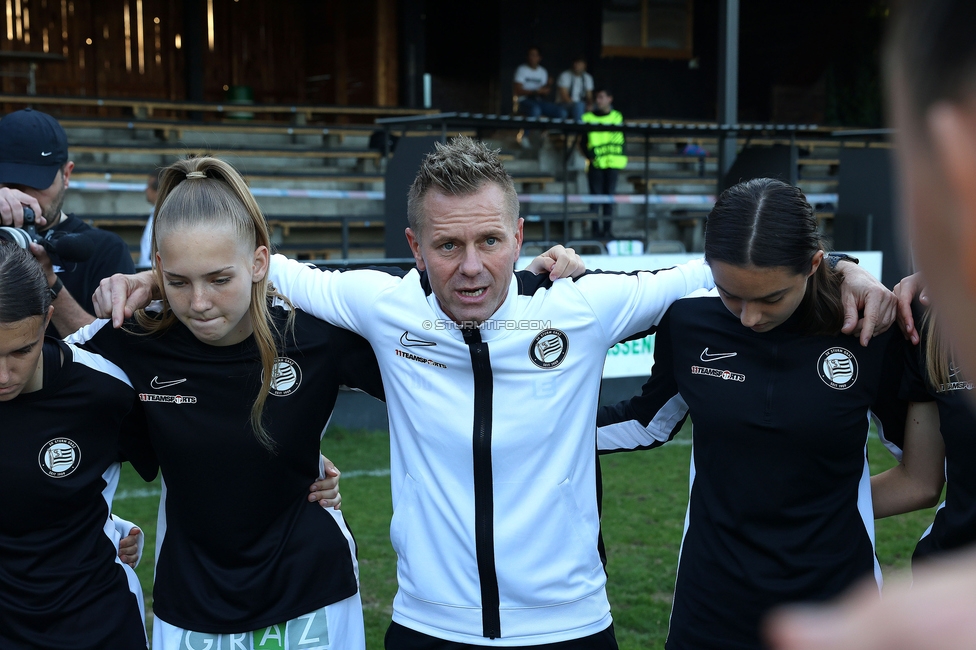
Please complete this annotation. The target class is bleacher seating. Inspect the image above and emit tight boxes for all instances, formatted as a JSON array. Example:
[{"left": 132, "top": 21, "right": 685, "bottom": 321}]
[{"left": 22, "top": 100, "right": 888, "bottom": 259}]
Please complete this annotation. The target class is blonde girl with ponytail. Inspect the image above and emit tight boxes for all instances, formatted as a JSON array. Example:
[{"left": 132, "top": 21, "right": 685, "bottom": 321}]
[{"left": 70, "top": 156, "right": 386, "bottom": 650}]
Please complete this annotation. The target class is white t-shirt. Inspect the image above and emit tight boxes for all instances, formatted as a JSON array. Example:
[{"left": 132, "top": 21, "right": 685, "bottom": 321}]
[
  {"left": 138, "top": 208, "right": 154, "bottom": 268},
  {"left": 514, "top": 64, "right": 548, "bottom": 92},
  {"left": 557, "top": 70, "right": 594, "bottom": 102}
]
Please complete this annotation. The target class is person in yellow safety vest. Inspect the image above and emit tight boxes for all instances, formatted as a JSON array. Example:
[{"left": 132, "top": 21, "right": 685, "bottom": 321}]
[{"left": 582, "top": 89, "right": 627, "bottom": 239}]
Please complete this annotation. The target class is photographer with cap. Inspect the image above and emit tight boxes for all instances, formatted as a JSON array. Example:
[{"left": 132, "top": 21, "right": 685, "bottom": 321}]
[{"left": 0, "top": 108, "right": 134, "bottom": 337}]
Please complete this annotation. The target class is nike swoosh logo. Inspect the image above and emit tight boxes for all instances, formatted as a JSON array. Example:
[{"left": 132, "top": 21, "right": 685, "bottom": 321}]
[
  {"left": 700, "top": 348, "right": 737, "bottom": 363},
  {"left": 41, "top": 151, "right": 52, "bottom": 156},
  {"left": 399, "top": 331, "right": 436, "bottom": 347},
  {"left": 151, "top": 376, "right": 187, "bottom": 390}
]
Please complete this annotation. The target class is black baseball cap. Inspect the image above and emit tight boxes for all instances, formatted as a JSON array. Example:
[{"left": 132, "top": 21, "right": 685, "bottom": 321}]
[{"left": 0, "top": 108, "right": 69, "bottom": 189}]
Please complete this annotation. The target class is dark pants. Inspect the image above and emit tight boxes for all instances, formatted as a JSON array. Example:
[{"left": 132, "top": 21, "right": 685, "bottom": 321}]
[
  {"left": 587, "top": 166, "right": 619, "bottom": 237},
  {"left": 519, "top": 98, "right": 567, "bottom": 119},
  {"left": 385, "top": 622, "right": 618, "bottom": 650}
]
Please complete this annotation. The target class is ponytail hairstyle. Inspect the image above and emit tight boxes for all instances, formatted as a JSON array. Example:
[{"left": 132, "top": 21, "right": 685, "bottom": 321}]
[
  {"left": 921, "top": 309, "right": 965, "bottom": 392},
  {"left": 135, "top": 156, "right": 292, "bottom": 451},
  {"left": 704, "top": 178, "right": 844, "bottom": 335},
  {"left": 0, "top": 241, "right": 51, "bottom": 323}
]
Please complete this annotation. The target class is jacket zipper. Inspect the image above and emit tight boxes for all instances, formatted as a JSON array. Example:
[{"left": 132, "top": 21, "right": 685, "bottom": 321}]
[{"left": 462, "top": 326, "right": 501, "bottom": 639}]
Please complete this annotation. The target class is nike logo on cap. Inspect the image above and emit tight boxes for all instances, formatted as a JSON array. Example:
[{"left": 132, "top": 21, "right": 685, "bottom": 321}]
[
  {"left": 40, "top": 151, "right": 52, "bottom": 156},
  {"left": 700, "top": 348, "right": 737, "bottom": 363},
  {"left": 399, "top": 331, "right": 436, "bottom": 347},
  {"left": 151, "top": 376, "right": 187, "bottom": 390}
]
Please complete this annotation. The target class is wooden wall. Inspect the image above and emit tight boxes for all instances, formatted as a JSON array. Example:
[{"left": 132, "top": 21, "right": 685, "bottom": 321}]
[{"left": 0, "top": 0, "right": 397, "bottom": 110}]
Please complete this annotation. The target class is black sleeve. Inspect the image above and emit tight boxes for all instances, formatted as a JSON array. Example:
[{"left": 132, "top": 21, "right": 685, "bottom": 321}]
[
  {"left": 597, "top": 306, "right": 688, "bottom": 453},
  {"left": 117, "top": 400, "right": 159, "bottom": 482},
  {"left": 872, "top": 332, "right": 910, "bottom": 453},
  {"left": 900, "top": 303, "right": 935, "bottom": 403},
  {"left": 333, "top": 328, "right": 385, "bottom": 402},
  {"left": 68, "top": 318, "right": 140, "bottom": 370}
]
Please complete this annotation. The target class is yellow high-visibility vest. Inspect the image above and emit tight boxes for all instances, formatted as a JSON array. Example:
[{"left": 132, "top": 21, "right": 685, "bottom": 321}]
[{"left": 582, "top": 109, "right": 627, "bottom": 169}]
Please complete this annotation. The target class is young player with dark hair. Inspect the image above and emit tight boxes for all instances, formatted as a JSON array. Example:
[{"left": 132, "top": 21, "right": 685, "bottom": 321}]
[
  {"left": 597, "top": 178, "right": 908, "bottom": 650},
  {"left": 0, "top": 242, "right": 153, "bottom": 649}
]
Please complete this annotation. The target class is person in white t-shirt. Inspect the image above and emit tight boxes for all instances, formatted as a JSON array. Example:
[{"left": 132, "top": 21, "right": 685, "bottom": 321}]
[
  {"left": 557, "top": 57, "right": 594, "bottom": 122},
  {"left": 513, "top": 47, "right": 566, "bottom": 120},
  {"left": 137, "top": 169, "right": 161, "bottom": 269}
]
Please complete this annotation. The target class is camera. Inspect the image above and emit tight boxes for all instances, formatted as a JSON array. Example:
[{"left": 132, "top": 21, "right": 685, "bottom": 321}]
[
  {"left": 0, "top": 206, "right": 41, "bottom": 248},
  {"left": 0, "top": 206, "right": 93, "bottom": 264}
]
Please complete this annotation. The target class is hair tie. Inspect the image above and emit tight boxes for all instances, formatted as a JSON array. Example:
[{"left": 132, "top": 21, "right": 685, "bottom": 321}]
[{"left": 186, "top": 171, "right": 207, "bottom": 180}]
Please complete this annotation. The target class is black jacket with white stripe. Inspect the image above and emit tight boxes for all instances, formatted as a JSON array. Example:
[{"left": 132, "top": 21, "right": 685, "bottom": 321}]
[
  {"left": 0, "top": 338, "right": 153, "bottom": 649},
  {"left": 597, "top": 293, "right": 907, "bottom": 650},
  {"left": 69, "top": 306, "right": 384, "bottom": 633}
]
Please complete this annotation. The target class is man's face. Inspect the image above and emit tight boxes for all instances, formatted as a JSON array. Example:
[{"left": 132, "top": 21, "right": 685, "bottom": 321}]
[
  {"left": 406, "top": 184, "right": 523, "bottom": 325},
  {"left": 595, "top": 91, "right": 612, "bottom": 111},
  {"left": 0, "top": 162, "right": 71, "bottom": 229},
  {"left": 572, "top": 60, "right": 586, "bottom": 75},
  {"left": 890, "top": 72, "right": 976, "bottom": 381},
  {"left": 527, "top": 49, "right": 541, "bottom": 68}
]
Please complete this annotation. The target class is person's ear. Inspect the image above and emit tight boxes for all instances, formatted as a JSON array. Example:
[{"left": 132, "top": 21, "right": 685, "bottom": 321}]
[
  {"left": 808, "top": 250, "right": 824, "bottom": 278},
  {"left": 43, "top": 305, "right": 54, "bottom": 331},
  {"left": 929, "top": 101, "right": 976, "bottom": 293},
  {"left": 61, "top": 161, "right": 74, "bottom": 188},
  {"left": 251, "top": 245, "right": 270, "bottom": 282},
  {"left": 405, "top": 227, "right": 426, "bottom": 271}
]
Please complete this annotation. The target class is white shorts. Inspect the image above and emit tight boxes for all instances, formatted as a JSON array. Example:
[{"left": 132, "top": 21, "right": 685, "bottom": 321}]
[{"left": 152, "top": 591, "right": 365, "bottom": 650}]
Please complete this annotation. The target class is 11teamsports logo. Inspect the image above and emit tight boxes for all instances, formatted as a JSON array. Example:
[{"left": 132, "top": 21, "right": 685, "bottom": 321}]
[
  {"left": 38, "top": 438, "right": 81, "bottom": 478},
  {"left": 818, "top": 347, "right": 858, "bottom": 390}
]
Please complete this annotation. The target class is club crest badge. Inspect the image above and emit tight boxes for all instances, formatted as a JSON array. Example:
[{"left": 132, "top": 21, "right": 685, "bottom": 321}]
[
  {"left": 818, "top": 347, "right": 858, "bottom": 390},
  {"left": 529, "top": 329, "right": 569, "bottom": 369},
  {"left": 265, "top": 357, "right": 303, "bottom": 397},
  {"left": 38, "top": 438, "right": 81, "bottom": 478}
]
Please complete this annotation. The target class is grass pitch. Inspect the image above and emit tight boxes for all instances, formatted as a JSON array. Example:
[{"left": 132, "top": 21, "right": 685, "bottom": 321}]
[{"left": 111, "top": 423, "right": 938, "bottom": 649}]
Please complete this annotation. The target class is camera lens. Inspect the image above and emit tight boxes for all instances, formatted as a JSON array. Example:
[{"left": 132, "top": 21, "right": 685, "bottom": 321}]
[{"left": 0, "top": 226, "right": 33, "bottom": 249}]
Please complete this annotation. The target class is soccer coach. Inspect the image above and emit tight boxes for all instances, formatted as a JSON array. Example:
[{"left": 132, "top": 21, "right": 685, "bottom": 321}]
[{"left": 100, "top": 137, "right": 891, "bottom": 649}]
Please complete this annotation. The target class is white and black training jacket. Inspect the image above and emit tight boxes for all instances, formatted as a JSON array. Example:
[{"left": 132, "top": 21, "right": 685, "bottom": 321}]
[
  {"left": 267, "top": 254, "right": 713, "bottom": 646},
  {"left": 597, "top": 293, "right": 907, "bottom": 650},
  {"left": 68, "top": 306, "right": 384, "bottom": 633},
  {"left": 0, "top": 338, "right": 154, "bottom": 650}
]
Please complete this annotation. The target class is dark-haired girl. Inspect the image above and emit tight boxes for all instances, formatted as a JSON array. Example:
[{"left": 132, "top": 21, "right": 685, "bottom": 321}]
[
  {"left": 597, "top": 178, "right": 908, "bottom": 649},
  {"left": 0, "top": 242, "right": 154, "bottom": 649}
]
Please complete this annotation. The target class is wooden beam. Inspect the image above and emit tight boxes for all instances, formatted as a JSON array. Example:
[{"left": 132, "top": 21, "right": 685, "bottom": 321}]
[{"left": 375, "top": 0, "right": 397, "bottom": 107}]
